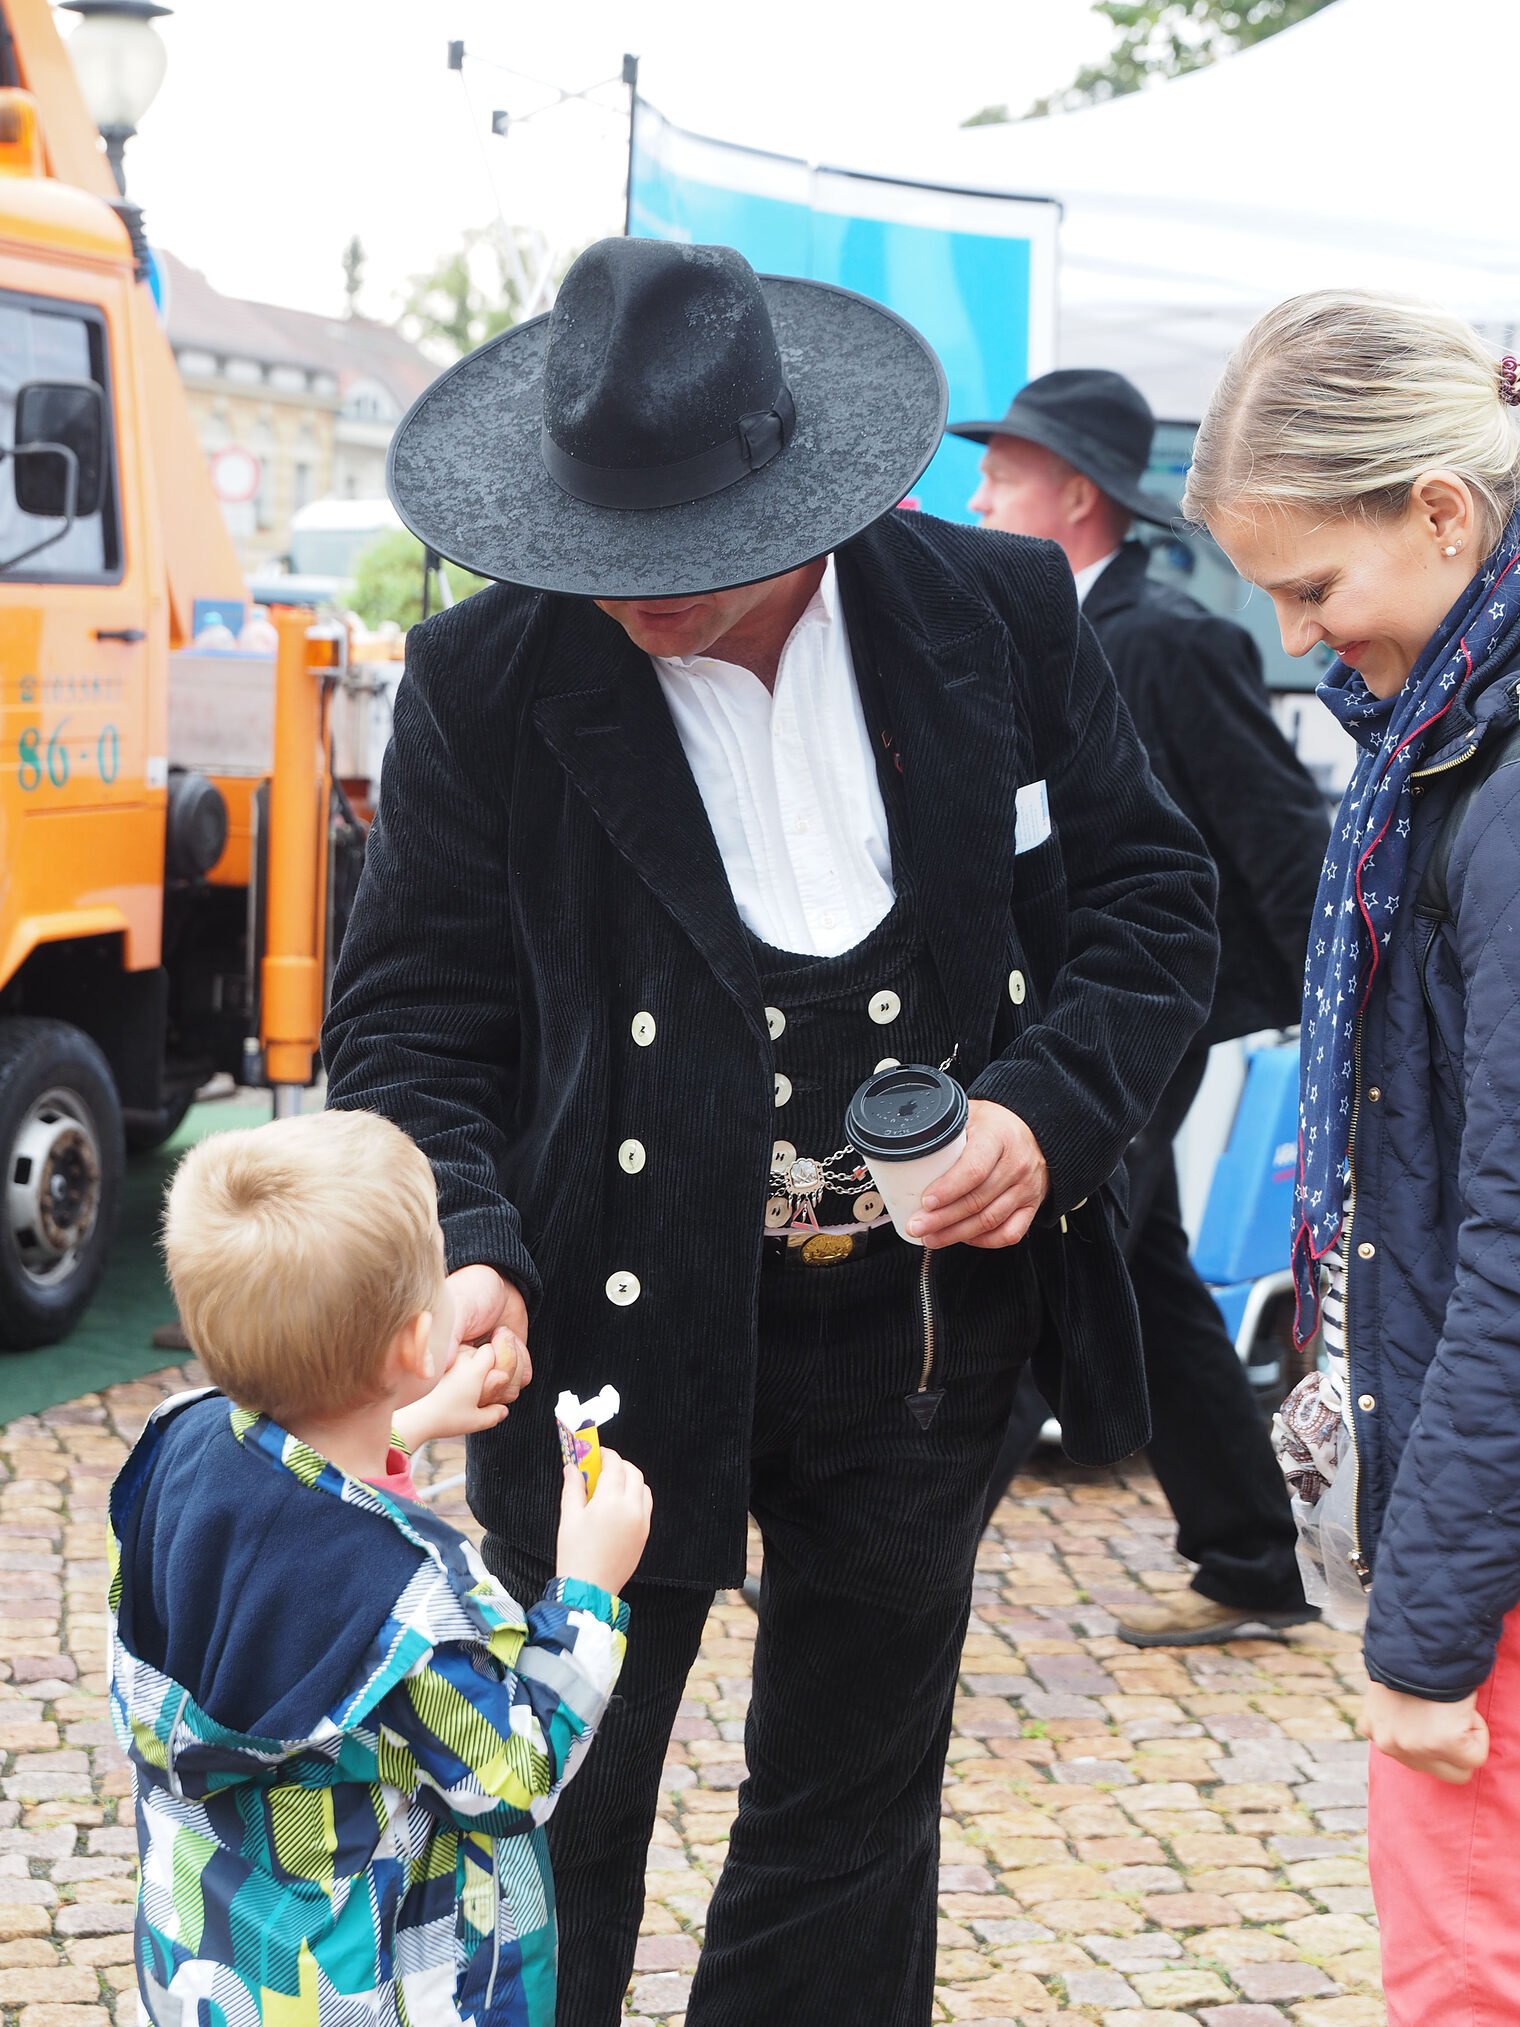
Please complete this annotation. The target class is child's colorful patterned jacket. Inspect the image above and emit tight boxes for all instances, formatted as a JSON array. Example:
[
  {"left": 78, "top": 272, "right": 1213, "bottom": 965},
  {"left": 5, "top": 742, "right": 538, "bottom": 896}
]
[{"left": 107, "top": 1390, "right": 627, "bottom": 2027}]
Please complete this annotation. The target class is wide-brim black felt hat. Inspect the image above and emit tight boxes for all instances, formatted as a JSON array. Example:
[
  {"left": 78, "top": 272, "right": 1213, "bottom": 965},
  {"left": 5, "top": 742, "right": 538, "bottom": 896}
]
[
  {"left": 946, "top": 368, "right": 1175, "bottom": 527},
  {"left": 387, "top": 237, "right": 948, "bottom": 599}
]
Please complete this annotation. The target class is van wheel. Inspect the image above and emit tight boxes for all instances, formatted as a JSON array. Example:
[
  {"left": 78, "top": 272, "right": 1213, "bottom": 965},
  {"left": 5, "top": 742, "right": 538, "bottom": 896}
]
[{"left": 0, "top": 1019, "right": 122, "bottom": 1349}]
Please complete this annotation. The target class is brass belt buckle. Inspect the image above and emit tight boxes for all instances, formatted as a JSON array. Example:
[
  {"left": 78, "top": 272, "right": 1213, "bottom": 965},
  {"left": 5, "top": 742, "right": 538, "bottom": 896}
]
[{"left": 801, "top": 1232, "right": 855, "bottom": 1267}]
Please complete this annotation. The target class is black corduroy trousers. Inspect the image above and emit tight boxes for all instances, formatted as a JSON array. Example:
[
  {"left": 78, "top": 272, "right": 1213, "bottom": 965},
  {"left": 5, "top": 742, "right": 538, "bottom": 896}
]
[
  {"left": 1124, "top": 1050, "right": 1303, "bottom": 1611},
  {"left": 485, "top": 1237, "right": 1037, "bottom": 2027},
  {"left": 981, "top": 1046, "right": 1303, "bottom": 1609}
]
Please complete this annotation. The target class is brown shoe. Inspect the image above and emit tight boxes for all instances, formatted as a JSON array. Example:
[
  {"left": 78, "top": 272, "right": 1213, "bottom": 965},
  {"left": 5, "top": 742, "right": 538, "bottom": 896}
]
[{"left": 1115, "top": 1591, "right": 1319, "bottom": 1647}]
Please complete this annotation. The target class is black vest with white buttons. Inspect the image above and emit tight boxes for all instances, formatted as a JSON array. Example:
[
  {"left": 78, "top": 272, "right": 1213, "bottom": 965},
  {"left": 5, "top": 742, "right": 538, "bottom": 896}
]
[{"left": 754, "top": 872, "right": 957, "bottom": 1234}]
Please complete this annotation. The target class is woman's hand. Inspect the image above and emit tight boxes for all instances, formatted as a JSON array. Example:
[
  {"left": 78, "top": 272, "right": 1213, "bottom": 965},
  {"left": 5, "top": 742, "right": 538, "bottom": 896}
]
[
  {"left": 445, "top": 1265, "right": 532, "bottom": 1406},
  {"left": 907, "top": 1099, "right": 1050, "bottom": 1249},
  {"left": 555, "top": 1449, "right": 653, "bottom": 1596},
  {"left": 1358, "top": 1681, "right": 1489, "bottom": 1783}
]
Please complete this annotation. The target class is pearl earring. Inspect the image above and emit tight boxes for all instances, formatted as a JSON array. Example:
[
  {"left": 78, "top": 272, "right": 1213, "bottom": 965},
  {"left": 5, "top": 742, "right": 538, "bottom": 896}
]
[{"left": 1443, "top": 542, "right": 1463, "bottom": 556}]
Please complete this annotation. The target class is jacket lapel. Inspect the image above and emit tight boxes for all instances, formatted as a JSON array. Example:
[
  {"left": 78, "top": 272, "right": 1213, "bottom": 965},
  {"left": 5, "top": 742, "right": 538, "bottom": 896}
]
[
  {"left": 531, "top": 605, "right": 767, "bottom": 1044},
  {"left": 838, "top": 526, "right": 1028, "bottom": 1070},
  {"left": 1079, "top": 540, "right": 1147, "bottom": 627}
]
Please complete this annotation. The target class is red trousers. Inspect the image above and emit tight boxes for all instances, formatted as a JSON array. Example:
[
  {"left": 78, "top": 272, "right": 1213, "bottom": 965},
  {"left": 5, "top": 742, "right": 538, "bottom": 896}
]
[{"left": 1368, "top": 1605, "right": 1520, "bottom": 2024}]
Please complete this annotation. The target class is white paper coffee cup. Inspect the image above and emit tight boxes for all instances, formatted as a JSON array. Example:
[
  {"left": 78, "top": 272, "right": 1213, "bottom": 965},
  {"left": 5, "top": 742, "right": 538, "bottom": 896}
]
[{"left": 845, "top": 1065, "right": 970, "bottom": 1246}]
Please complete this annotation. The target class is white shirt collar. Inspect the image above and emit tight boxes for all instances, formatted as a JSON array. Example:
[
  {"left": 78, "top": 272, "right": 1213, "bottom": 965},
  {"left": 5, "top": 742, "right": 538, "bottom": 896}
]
[
  {"left": 1072, "top": 548, "right": 1122, "bottom": 608},
  {"left": 648, "top": 552, "right": 894, "bottom": 957}
]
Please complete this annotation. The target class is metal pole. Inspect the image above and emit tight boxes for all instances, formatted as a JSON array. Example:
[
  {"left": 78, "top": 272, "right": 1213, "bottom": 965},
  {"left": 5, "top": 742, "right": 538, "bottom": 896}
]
[
  {"left": 262, "top": 608, "right": 328, "bottom": 1116},
  {"left": 101, "top": 123, "right": 131, "bottom": 195},
  {"left": 622, "top": 53, "right": 639, "bottom": 236}
]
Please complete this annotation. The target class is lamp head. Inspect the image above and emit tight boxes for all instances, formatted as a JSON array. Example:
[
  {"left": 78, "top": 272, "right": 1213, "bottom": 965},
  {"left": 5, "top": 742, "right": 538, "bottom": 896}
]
[{"left": 60, "top": 2, "right": 173, "bottom": 135}]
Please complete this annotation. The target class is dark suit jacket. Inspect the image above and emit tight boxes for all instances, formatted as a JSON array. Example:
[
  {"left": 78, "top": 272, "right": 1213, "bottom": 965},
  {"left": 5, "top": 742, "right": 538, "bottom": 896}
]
[
  {"left": 1085, "top": 542, "right": 1329, "bottom": 1045},
  {"left": 324, "top": 511, "right": 1217, "bottom": 1586}
]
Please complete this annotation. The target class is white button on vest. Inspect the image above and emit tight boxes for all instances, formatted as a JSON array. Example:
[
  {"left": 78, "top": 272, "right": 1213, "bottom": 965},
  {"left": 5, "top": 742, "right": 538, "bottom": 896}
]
[
  {"left": 774, "top": 1073, "right": 793, "bottom": 1107},
  {"left": 618, "top": 1139, "right": 646, "bottom": 1174},
  {"left": 605, "top": 1270, "right": 641, "bottom": 1306},
  {"left": 1357, "top": 1241, "right": 1376, "bottom": 1260},
  {"left": 631, "top": 1011, "right": 657, "bottom": 1046},
  {"left": 874, "top": 1057, "right": 900, "bottom": 1074},
  {"left": 854, "top": 1190, "right": 884, "bottom": 1222},
  {"left": 765, "top": 1006, "right": 787, "bottom": 1040},
  {"left": 771, "top": 1138, "right": 796, "bottom": 1173},
  {"left": 868, "top": 989, "right": 902, "bottom": 1025},
  {"left": 1358, "top": 1393, "right": 1377, "bottom": 1412},
  {"left": 765, "top": 1195, "right": 790, "bottom": 1229},
  {"left": 1008, "top": 970, "right": 1027, "bottom": 1006}
]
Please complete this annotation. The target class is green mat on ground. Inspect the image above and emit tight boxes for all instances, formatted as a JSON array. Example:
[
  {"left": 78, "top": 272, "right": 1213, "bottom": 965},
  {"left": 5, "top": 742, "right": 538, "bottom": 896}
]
[{"left": 0, "top": 1095, "right": 276, "bottom": 1424}]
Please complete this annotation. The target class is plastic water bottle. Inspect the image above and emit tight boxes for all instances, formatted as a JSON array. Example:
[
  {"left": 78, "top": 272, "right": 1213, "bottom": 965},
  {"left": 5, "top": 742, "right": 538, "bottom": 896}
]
[
  {"left": 237, "top": 606, "right": 279, "bottom": 653},
  {"left": 193, "top": 610, "right": 236, "bottom": 649}
]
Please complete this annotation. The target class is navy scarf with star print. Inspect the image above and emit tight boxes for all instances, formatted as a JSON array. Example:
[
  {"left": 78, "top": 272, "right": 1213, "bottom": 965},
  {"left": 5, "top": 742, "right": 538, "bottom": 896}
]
[{"left": 1292, "top": 507, "right": 1520, "bottom": 1343}]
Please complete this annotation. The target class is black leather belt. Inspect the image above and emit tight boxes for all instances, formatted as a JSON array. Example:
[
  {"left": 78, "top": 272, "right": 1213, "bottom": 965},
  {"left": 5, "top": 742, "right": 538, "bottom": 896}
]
[{"left": 762, "top": 1224, "right": 900, "bottom": 1270}]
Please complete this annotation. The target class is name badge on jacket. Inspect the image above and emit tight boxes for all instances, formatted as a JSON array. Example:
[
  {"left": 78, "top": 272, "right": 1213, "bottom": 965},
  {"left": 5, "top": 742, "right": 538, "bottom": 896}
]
[{"left": 1015, "top": 779, "right": 1051, "bottom": 855}]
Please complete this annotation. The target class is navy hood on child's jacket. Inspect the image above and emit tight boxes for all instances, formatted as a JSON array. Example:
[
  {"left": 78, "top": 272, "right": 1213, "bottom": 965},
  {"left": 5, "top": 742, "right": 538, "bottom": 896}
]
[{"left": 109, "top": 1389, "right": 627, "bottom": 2027}]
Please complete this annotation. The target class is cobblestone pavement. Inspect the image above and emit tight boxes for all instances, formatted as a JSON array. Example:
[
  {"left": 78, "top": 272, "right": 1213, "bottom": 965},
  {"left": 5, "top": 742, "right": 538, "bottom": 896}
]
[{"left": 0, "top": 1367, "right": 1383, "bottom": 2027}]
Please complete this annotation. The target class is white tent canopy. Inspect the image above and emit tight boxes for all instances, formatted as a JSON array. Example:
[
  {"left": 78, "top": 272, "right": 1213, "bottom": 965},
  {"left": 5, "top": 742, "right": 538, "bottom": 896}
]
[{"left": 905, "top": 0, "right": 1520, "bottom": 418}]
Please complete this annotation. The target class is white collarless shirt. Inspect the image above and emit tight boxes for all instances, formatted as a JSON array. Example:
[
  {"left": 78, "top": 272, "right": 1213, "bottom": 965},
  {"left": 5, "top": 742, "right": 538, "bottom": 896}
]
[
  {"left": 652, "top": 556, "right": 894, "bottom": 957},
  {"left": 1072, "top": 548, "right": 1122, "bottom": 607}
]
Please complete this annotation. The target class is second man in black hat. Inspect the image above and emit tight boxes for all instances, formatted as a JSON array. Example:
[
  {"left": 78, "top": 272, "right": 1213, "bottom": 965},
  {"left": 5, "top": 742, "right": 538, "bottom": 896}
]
[{"left": 950, "top": 368, "right": 1330, "bottom": 1645}]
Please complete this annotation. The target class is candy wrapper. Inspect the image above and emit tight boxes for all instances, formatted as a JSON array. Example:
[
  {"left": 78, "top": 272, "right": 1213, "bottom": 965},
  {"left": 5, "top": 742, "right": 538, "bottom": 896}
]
[{"left": 555, "top": 1385, "right": 620, "bottom": 1495}]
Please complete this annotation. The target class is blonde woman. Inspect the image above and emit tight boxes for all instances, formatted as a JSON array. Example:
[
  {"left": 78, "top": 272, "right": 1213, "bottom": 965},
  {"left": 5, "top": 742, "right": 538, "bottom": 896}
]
[{"left": 1185, "top": 293, "right": 1520, "bottom": 2019}]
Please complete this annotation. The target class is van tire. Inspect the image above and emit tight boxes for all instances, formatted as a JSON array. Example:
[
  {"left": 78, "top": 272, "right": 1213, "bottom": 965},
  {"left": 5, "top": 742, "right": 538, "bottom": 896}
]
[{"left": 0, "top": 1018, "right": 123, "bottom": 1350}]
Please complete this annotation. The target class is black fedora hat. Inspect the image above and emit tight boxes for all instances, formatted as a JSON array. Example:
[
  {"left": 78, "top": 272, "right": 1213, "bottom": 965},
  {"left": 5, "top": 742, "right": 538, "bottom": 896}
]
[
  {"left": 387, "top": 237, "right": 948, "bottom": 598},
  {"left": 945, "top": 368, "right": 1174, "bottom": 527}
]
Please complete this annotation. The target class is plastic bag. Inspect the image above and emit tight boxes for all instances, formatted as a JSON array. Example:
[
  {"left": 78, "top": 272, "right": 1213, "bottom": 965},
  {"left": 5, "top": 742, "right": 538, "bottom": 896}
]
[{"left": 1289, "top": 1416, "right": 1367, "bottom": 1633}]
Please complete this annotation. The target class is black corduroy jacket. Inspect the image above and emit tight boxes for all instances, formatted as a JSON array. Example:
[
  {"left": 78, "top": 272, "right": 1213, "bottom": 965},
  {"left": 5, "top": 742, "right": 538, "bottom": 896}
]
[
  {"left": 1086, "top": 543, "right": 1329, "bottom": 1046},
  {"left": 324, "top": 511, "right": 1218, "bottom": 1586}
]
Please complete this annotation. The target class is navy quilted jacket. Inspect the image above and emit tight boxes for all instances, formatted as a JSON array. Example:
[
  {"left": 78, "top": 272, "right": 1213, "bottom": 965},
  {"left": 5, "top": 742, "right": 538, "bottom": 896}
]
[{"left": 1355, "top": 655, "right": 1520, "bottom": 1699}]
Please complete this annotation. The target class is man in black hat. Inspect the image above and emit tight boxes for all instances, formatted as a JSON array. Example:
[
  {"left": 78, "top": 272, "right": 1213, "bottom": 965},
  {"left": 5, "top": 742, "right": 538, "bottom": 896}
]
[
  {"left": 949, "top": 368, "right": 1330, "bottom": 1645},
  {"left": 325, "top": 243, "right": 1217, "bottom": 2025}
]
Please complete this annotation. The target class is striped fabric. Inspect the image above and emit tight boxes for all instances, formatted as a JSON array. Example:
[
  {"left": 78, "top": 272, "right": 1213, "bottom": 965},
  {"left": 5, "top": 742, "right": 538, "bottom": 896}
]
[
  {"left": 108, "top": 1391, "right": 627, "bottom": 2027},
  {"left": 1320, "top": 1243, "right": 1348, "bottom": 1365}
]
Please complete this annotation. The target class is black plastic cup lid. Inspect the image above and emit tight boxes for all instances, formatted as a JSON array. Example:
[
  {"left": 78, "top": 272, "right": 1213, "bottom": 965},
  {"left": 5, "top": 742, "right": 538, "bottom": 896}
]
[{"left": 845, "top": 1063, "right": 968, "bottom": 1162}]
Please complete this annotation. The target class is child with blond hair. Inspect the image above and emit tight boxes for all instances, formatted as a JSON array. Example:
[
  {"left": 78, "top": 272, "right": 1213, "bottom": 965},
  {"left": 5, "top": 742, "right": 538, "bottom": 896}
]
[{"left": 108, "top": 1108, "right": 650, "bottom": 2027}]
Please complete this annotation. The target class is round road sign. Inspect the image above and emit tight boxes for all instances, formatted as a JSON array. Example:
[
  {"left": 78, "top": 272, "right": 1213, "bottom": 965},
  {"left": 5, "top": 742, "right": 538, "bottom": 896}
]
[{"left": 209, "top": 444, "right": 261, "bottom": 505}]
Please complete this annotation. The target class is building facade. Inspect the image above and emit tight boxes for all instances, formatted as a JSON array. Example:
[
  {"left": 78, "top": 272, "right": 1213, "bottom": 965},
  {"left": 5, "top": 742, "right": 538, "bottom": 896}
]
[{"left": 161, "top": 254, "right": 435, "bottom": 576}]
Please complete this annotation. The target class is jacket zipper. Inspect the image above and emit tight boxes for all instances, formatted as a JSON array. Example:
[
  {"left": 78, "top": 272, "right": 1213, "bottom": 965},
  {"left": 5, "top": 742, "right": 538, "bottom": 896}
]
[
  {"left": 1410, "top": 744, "right": 1478, "bottom": 782},
  {"left": 916, "top": 1247, "right": 936, "bottom": 1394},
  {"left": 1340, "top": 1015, "right": 1372, "bottom": 1589}
]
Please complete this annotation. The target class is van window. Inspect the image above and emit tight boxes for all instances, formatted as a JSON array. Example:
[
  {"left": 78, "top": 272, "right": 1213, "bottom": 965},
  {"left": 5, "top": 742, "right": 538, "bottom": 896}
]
[{"left": 0, "top": 293, "right": 120, "bottom": 581}]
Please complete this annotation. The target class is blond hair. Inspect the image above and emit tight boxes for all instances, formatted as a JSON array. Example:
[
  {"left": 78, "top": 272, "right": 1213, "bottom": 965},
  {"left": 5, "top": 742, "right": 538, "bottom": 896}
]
[
  {"left": 164, "top": 1110, "right": 442, "bottom": 1422},
  {"left": 1183, "top": 291, "right": 1520, "bottom": 548}
]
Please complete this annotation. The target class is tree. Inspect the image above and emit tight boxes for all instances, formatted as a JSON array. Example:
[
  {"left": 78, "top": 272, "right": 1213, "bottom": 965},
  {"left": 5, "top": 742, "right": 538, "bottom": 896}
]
[
  {"left": 399, "top": 228, "right": 582, "bottom": 362},
  {"left": 962, "top": 104, "right": 1013, "bottom": 127},
  {"left": 348, "top": 529, "right": 491, "bottom": 634},
  {"left": 1024, "top": 0, "right": 1337, "bottom": 118},
  {"left": 400, "top": 231, "right": 519, "bottom": 359},
  {"left": 342, "top": 234, "right": 365, "bottom": 316}
]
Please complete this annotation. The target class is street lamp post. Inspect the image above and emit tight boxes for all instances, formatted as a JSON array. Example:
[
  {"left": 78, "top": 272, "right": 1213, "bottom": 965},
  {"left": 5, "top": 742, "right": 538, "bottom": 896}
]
[{"left": 59, "top": 0, "right": 172, "bottom": 196}]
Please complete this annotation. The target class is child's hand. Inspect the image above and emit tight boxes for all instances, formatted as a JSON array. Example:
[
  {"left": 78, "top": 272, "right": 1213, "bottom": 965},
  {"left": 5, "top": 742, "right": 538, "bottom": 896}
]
[
  {"left": 554, "top": 1448, "right": 652, "bottom": 1596},
  {"left": 394, "top": 1343, "right": 511, "bottom": 1449},
  {"left": 1358, "top": 1681, "right": 1489, "bottom": 1783},
  {"left": 476, "top": 1328, "right": 531, "bottom": 1408}
]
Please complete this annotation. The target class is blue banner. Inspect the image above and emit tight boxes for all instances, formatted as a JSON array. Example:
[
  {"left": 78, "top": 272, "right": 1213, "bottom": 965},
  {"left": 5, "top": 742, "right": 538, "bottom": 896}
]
[{"left": 629, "top": 103, "right": 1060, "bottom": 525}]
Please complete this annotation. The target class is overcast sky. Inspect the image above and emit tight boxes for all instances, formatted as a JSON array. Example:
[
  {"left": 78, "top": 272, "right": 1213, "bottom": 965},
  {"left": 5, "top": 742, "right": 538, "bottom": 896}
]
[{"left": 57, "top": 0, "right": 1112, "bottom": 322}]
